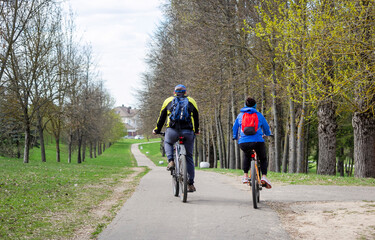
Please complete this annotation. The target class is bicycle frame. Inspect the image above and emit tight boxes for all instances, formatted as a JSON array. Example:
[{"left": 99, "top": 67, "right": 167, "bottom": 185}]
[{"left": 249, "top": 151, "right": 262, "bottom": 189}]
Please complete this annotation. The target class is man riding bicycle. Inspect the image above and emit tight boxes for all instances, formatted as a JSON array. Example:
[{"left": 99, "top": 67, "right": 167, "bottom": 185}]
[
  {"left": 232, "top": 97, "right": 272, "bottom": 189},
  {"left": 153, "top": 84, "right": 200, "bottom": 192}
]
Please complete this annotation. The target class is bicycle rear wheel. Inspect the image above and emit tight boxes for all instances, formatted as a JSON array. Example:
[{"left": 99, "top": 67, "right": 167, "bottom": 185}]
[
  {"left": 172, "top": 169, "right": 179, "bottom": 197},
  {"left": 251, "top": 160, "right": 259, "bottom": 209},
  {"left": 179, "top": 155, "right": 188, "bottom": 202}
]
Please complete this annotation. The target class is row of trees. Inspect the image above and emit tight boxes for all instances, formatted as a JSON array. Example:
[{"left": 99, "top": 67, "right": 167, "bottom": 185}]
[
  {"left": 138, "top": 0, "right": 374, "bottom": 178},
  {"left": 0, "top": 0, "right": 125, "bottom": 163}
]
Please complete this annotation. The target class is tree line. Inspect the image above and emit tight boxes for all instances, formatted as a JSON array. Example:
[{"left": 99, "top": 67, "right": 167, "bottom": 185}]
[
  {"left": 0, "top": 0, "right": 125, "bottom": 163},
  {"left": 138, "top": 0, "right": 375, "bottom": 178}
]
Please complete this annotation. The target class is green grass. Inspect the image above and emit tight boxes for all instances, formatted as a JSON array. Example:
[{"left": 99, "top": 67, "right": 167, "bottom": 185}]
[
  {"left": 211, "top": 169, "right": 375, "bottom": 186},
  {"left": 0, "top": 139, "right": 146, "bottom": 240},
  {"left": 138, "top": 138, "right": 168, "bottom": 167},
  {"left": 139, "top": 141, "right": 375, "bottom": 186}
]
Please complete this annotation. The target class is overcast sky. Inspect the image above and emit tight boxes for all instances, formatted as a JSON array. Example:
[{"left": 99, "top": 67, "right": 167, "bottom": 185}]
[{"left": 65, "top": 0, "right": 165, "bottom": 108}]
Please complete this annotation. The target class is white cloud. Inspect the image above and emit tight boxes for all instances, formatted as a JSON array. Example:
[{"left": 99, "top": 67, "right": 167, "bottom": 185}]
[{"left": 65, "top": 0, "right": 164, "bottom": 107}]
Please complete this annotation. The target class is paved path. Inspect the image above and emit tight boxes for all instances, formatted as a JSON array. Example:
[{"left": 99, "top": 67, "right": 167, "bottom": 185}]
[{"left": 98, "top": 143, "right": 375, "bottom": 240}]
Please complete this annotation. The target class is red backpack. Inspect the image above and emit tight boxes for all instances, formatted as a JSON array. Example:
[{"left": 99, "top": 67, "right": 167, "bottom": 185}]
[{"left": 241, "top": 112, "right": 259, "bottom": 135}]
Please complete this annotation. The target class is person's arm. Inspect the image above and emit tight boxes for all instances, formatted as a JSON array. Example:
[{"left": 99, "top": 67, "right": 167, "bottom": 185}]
[
  {"left": 154, "top": 97, "right": 172, "bottom": 133},
  {"left": 188, "top": 97, "right": 200, "bottom": 133},
  {"left": 232, "top": 115, "right": 240, "bottom": 140},
  {"left": 259, "top": 114, "right": 271, "bottom": 136}
]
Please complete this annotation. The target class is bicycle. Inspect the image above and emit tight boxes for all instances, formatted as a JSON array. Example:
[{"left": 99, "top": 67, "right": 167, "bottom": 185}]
[
  {"left": 247, "top": 135, "right": 273, "bottom": 209},
  {"left": 160, "top": 133, "right": 189, "bottom": 203},
  {"left": 247, "top": 149, "right": 265, "bottom": 209}
]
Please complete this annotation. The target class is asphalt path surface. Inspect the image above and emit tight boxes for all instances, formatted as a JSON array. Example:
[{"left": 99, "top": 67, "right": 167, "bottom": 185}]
[{"left": 98, "top": 143, "right": 375, "bottom": 240}]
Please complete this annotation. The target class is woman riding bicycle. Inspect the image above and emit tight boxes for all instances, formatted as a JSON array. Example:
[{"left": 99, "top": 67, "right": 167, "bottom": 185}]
[{"left": 232, "top": 97, "right": 272, "bottom": 189}]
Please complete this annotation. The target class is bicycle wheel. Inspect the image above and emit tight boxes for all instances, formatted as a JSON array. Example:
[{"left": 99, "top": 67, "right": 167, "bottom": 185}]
[
  {"left": 257, "top": 167, "right": 261, "bottom": 203},
  {"left": 251, "top": 160, "right": 258, "bottom": 209},
  {"left": 172, "top": 169, "right": 179, "bottom": 197},
  {"left": 179, "top": 155, "right": 188, "bottom": 202}
]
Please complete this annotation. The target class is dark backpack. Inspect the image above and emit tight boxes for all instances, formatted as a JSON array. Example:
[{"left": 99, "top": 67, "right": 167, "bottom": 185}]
[
  {"left": 169, "top": 97, "right": 191, "bottom": 127},
  {"left": 241, "top": 112, "right": 259, "bottom": 135}
]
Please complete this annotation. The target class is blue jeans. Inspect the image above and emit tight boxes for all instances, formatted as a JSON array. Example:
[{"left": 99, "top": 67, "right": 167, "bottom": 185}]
[{"left": 164, "top": 128, "right": 195, "bottom": 184}]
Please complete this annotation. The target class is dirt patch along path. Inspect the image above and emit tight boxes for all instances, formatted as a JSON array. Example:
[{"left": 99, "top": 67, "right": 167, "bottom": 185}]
[
  {"left": 272, "top": 201, "right": 375, "bottom": 240},
  {"left": 72, "top": 167, "right": 146, "bottom": 240},
  {"left": 263, "top": 184, "right": 375, "bottom": 240}
]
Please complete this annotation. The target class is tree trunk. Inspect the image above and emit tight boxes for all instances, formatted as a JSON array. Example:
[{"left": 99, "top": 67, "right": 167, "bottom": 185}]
[
  {"left": 351, "top": 1, "right": 375, "bottom": 178},
  {"left": 210, "top": 118, "right": 217, "bottom": 168},
  {"left": 68, "top": 130, "right": 73, "bottom": 163},
  {"left": 271, "top": 51, "right": 280, "bottom": 172},
  {"left": 230, "top": 140, "right": 235, "bottom": 169},
  {"left": 98, "top": 141, "right": 102, "bottom": 155},
  {"left": 93, "top": 141, "right": 97, "bottom": 158},
  {"left": 37, "top": 114, "right": 46, "bottom": 162},
  {"left": 55, "top": 137, "right": 60, "bottom": 162},
  {"left": 352, "top": 112, "right": 375, "bottom": 178},
  {"left": 216, "top": 107, "right": 226, "bottom": 168},
  {"left": 203, "top": 127, "right": 207, "bottom": 163},
  {"left": 89, "top": 142, "right": 93, "bottom": 158},
  {"left": 268, "top": 116, "right": 276, "bottom": 172},
  {"left": 226, "top": 106, "right": 231, "bottom": 169},
  {"left": 231, "top": 88, "right": 240, "bottom": 170},
  {"left": 77, "top": 134, "right": 82, "bottom": 164},
  {"left": 215, "top": 108, "right": 223, "bottom": 168},
  {"left": 317, "top": 100, "right": 337, "bottom": 175},
  {"left": 82, "top": 140, "right": 86, "bottom": 162},
  {"left": 296, "top": 111, "right": 306, "bottom": 173},
  {"left": 77, "top": 131, "right": 82, "bottom": 164},
  {"left": 198, "top": 137, "right": 203, "bottom": 165},
  {"left": 282, "top": 121, "right": 289, "bottom": 173},
  {"left": 304, "top": 121, "right": 310, "bottom": 173},
  {"left": 23, "top": 124, "right": 31, "bottom": 164},
  {"left": 289, "top": 97, "right": 297, "bottom": 173}
]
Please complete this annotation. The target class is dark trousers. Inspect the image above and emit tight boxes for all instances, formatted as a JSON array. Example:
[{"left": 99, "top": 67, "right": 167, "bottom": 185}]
[
  {"left": 164, "top": 128, "right": 195, "bottom": 184},
  {"left": 239, "top": 142, "right": 268, "bottom": 175}
]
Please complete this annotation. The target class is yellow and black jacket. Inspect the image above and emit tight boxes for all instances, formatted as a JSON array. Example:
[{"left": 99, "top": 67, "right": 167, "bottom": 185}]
[{"left": 154, "top": 96, "right": 199, "bottom": 133}]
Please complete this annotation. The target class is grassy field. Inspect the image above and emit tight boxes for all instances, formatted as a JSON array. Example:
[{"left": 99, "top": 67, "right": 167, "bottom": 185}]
[
  {"left": 0, "top": 139, "right": 148, "bottom": 240},
  {"left": 139, "top": 141, "right": 375, "bottom": 186}
]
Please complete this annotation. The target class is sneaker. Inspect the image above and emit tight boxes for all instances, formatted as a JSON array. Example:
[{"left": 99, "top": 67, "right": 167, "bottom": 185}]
[
  {"left": 242, "top": 177, "right": 249, "bottom": 184},
  {"left": 261, "top": 176, "right": 272, "bottom": 189},
  {"left": 187, "top": 184, "right": 196, "bottom": 192},
  {"left": 167, "top": 161, "right": 175, "bottom": 171}
]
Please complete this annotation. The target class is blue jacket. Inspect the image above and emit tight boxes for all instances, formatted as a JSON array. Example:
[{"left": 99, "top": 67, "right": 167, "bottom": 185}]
[{"left": 232, "top": 107, "right": 271, "bottom": 144}]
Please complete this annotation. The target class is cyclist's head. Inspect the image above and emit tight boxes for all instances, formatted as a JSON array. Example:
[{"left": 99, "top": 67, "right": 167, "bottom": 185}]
[
  {"left": 245, "top": 97, "right": 256, "bottom": 108},
  {"left": 174, "top": 84, "right": 187, "bottom": 96}
]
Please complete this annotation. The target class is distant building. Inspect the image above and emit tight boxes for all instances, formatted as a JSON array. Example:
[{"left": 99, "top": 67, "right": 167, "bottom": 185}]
[{"left": 114, "top": 105, "right": 140, "bottom": 137}]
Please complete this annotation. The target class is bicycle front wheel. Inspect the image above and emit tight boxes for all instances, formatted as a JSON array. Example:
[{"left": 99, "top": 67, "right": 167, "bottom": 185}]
[
  {"left": 179, "top": 155, "right": 188, "bottom": 203},
  {"left": 251, "top": 160, "right": 259, "bottom": 209}
]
